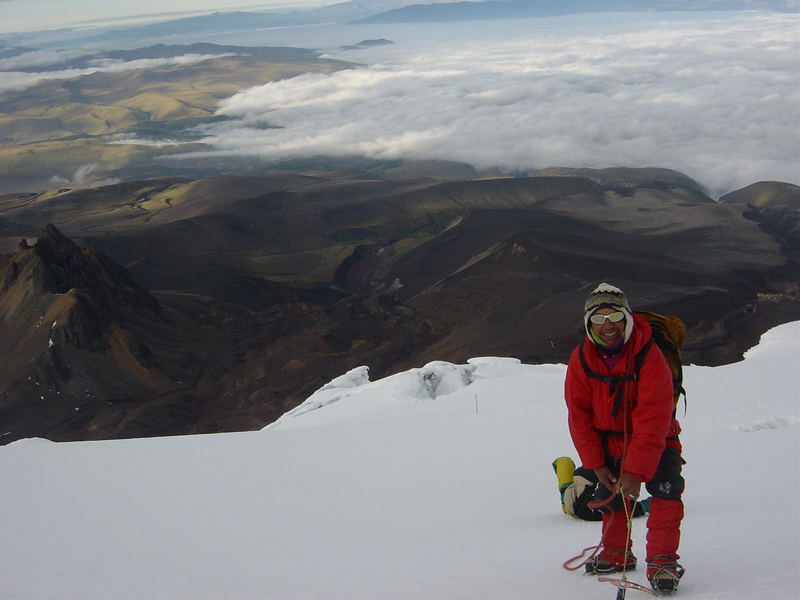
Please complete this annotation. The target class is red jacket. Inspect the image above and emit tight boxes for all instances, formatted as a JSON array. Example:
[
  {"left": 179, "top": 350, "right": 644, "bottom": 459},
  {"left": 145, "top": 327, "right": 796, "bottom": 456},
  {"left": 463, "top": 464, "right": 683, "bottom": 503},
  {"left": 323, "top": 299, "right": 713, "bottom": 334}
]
[{"left": 564, "top": 313, "right": 677, "bottom": 483}]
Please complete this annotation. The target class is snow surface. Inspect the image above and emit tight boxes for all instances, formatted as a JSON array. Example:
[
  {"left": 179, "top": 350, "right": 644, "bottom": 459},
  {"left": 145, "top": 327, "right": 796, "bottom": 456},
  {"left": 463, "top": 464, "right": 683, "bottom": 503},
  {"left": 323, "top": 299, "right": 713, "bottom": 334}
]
[{"left": 1, "top": 322, "right": 798, "bottom": 599}]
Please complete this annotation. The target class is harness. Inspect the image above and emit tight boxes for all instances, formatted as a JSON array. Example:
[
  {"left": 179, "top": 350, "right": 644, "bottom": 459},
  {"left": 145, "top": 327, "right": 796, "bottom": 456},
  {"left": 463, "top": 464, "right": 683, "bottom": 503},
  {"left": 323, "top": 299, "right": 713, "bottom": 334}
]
[{"left": 578, "top": 337, "right": 655, "bottom": 418}]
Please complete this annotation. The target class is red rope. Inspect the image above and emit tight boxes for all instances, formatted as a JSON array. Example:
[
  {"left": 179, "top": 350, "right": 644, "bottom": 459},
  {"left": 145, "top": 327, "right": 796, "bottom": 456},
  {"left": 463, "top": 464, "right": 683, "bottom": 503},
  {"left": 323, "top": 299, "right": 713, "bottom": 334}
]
[
  {"left": 587, "top": 490, "right": 620, "bottom": 511},
  {"left": 562, "top": 543, "right": 602, "bottom": 571}
]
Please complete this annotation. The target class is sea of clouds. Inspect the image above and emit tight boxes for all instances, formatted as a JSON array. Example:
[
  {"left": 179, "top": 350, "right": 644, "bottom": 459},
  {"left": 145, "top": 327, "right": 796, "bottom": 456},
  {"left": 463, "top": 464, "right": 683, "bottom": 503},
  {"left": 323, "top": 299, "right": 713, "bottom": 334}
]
[
  {"left": 2, "top": 11, "right": 797, "bottom": 196},
  {"left": 185, "top": 12, "right": 799, "bottom": 197}
]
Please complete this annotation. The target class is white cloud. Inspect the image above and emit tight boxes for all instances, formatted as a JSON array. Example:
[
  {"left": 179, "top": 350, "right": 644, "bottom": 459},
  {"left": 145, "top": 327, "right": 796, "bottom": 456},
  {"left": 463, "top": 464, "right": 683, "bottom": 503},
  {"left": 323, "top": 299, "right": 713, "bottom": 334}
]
[
  {"left": 187, "top": 13, "right": 799, "bottom": 196},
  {"left": 0, "top": 48, "right": 88, "bottom": 70},
  {"left": 87, "top": 53, "right": 236, "bottom": 71},
  {"left": 49, "top": 163, "right": 121, "bottom": 188},
  {"left": 0, "top": 53, "right": 236, "bottom": 94}
]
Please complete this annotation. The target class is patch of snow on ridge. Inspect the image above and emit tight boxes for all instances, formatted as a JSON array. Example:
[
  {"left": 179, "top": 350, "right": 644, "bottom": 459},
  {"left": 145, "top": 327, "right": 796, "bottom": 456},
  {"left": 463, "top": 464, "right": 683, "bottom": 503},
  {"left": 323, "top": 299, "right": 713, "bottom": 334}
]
[
  {"left": 743, "top": 319, "right": 800, "bottom": 360},
  {"left": 266, "top": 358, "right": 530, "bottom": 430},
  {"left": 264, "top": 365, "right": 371, "bottom": 427},
  {"left": 419, "top": 361, "right": 476, "bottom": 399},
  {"left": 321, "top": 365, "right": 371, "bottom": 391},
  {"left": 7, "top": 437, "right": 57, "bottom": 447}
]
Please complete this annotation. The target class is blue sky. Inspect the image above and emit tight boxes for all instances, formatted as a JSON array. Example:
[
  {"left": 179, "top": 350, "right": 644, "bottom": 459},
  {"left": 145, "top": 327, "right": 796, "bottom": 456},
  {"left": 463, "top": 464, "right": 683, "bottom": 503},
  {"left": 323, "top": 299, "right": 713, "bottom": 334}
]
[{"left": 0, "top": 0, "right": 326, "bottom": 34}]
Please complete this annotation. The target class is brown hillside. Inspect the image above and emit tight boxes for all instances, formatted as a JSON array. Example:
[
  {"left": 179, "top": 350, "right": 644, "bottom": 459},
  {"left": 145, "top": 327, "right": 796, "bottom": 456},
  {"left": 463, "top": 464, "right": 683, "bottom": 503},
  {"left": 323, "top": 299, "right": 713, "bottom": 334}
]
[{"left": 0, "top": 170, "right": 798, "bottom": 444}]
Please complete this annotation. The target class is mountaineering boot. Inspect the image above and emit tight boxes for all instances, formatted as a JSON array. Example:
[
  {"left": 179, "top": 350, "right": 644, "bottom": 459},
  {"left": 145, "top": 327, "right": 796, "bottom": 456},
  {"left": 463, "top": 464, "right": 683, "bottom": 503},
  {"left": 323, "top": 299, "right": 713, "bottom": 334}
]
[
  {"left": 584, "top": 546, "right": 637, "bottom": 575},
  {"left": 645, "top": 497, "right": 684, "bottom": 593},
  {"left": 586, "top": 509, "right": 637, "bottom": 574},
  {"left": 552, "top": 456, "right": 575, "bottom": 513},
  {"left": 647, "top": 555, "right": 685, "bottom": 594}
]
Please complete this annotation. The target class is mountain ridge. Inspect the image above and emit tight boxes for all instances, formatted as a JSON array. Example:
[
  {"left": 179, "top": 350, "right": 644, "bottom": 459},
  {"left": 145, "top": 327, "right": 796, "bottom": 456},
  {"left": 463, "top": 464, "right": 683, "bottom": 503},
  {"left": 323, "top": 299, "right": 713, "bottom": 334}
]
[
  {"left": 0, "top": 169, "right": 797, "bottom": 444},
  {"left": 356, "top": 0, "right": 799, "bottom": 23}
]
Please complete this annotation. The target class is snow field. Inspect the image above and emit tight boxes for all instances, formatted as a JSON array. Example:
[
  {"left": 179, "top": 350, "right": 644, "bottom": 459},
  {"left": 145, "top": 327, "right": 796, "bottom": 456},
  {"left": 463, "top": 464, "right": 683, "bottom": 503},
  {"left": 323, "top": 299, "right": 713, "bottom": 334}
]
[{"left": 0, "top": 323, "right": 798, "bottom": 599}]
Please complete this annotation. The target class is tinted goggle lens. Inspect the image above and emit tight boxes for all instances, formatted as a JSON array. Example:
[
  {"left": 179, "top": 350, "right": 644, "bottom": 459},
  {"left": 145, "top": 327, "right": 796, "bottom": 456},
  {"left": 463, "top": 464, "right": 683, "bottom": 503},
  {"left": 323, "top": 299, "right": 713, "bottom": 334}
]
[{"left": 590, "top": 311, "right": 626, "bottom": 324}]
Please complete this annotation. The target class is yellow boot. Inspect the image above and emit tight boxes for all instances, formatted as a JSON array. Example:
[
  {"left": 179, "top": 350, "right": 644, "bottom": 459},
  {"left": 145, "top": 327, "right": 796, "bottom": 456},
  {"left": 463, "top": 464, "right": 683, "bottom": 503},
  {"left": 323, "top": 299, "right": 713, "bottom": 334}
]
[{"left": 552, "top": 456, "right": 576, "bottom": 513}]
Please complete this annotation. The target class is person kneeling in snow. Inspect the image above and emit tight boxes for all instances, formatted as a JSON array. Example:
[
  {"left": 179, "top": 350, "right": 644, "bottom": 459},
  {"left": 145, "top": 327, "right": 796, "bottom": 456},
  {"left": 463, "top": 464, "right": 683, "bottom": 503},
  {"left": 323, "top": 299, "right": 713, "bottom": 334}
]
[
  {"left": 553, "top": 456, "right": 650, "bottom": 521},
  {"left": 563, "top": 283, "right": 685, "bottom": 595}
]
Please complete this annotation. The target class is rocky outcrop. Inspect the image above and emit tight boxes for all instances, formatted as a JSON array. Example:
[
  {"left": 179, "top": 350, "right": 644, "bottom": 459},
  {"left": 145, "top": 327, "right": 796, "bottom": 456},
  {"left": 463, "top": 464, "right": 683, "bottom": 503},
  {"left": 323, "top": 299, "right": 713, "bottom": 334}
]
[
  {"left": 0, "top": 225, "right": 187, "bottom": 442},
  {"left": 720, "top": 181, "right": 800, "bottom": 257}
]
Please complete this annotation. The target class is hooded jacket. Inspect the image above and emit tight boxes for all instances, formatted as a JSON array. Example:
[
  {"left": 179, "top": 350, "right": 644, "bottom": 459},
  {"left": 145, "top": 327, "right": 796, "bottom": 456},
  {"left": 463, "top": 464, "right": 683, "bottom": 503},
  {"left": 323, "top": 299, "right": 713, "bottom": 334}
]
[{"left": 564, "top": 312, "right": 676, "bottom": 483}]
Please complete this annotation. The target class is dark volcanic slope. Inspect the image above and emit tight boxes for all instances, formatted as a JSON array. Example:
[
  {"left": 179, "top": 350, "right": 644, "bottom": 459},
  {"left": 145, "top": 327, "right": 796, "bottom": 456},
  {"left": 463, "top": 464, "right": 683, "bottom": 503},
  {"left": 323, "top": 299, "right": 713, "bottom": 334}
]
[
  {"left": 720, "top": 181, "right": 800, "bottom": 255},
  {"left": 0, "top": 226, "right": 203, "bottom": 441},
  {"left": 0, "top": 169, "right": 798, "bottom": 444}
]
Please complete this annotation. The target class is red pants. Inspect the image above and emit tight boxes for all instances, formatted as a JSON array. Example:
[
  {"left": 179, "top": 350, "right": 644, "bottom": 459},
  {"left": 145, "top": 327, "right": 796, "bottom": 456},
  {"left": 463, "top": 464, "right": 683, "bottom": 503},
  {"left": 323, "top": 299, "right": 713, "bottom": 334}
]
[
  {"left": 601, "top": 497, "right": 684, "bottom": 561},
  {"left": 601, "top": 444, "right": 685, "bottom": 561}
]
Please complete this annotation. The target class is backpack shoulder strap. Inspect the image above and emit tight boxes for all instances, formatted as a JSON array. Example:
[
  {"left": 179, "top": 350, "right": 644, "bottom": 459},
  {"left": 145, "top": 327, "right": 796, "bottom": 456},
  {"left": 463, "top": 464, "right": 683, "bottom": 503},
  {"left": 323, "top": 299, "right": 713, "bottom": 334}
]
[
  {"left": 633, "top": 336, "right": 655, "bottom": 373},
  {"left": 579, "top": 339, "right": 652, "bottom": 383},
  {"left": 578, "top": 340, "right": 640, "bottom": 417}
]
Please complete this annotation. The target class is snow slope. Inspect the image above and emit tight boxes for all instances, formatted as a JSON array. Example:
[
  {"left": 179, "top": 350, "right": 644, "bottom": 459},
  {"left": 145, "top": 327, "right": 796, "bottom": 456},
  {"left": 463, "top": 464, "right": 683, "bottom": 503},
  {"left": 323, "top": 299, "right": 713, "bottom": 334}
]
[{"left": 1, "top": 323, "right": 798, "bottom": 599}]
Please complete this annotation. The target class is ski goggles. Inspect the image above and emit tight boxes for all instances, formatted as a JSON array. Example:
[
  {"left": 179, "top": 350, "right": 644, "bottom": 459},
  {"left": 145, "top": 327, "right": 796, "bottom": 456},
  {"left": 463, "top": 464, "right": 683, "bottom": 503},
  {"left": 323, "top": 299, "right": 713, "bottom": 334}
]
[{"left": 589, "top": 311, "right": 626, "bottom": 325}]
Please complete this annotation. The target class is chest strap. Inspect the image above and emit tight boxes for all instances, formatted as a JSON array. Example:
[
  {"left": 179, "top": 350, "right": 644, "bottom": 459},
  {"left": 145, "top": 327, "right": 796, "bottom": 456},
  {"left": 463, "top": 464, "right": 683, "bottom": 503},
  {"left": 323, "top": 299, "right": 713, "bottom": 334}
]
[{"left": 578, "top": 337, "right": 655, "bottom": 417}]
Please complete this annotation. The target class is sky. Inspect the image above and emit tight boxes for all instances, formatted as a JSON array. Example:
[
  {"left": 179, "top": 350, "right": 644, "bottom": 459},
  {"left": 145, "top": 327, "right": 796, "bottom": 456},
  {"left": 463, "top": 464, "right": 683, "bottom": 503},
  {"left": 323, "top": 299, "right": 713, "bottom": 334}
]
[
  {"left": 0, "top": 0, "right": 327, "bottom": 33},
  {"left": 0, "top": 320, "right": 797, "bottom": 599}
]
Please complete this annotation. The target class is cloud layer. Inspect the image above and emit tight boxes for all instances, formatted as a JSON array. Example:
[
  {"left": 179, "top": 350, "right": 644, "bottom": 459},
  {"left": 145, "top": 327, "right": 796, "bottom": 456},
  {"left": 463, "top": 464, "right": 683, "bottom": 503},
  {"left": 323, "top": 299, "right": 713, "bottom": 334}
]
[
  {"left": 0, "top": 52, "right": 236, "bottom": 94},
  {"left": 192, "top": 13, "right": 799, "bottom": 196}
]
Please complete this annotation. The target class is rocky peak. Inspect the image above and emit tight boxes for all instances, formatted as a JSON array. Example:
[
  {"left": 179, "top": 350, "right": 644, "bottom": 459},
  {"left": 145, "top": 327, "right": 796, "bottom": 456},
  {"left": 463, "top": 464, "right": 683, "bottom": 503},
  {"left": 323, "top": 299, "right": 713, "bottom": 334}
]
[
  {"left": 0, "top": 225, "right": 161, "bottom": 355},
  {"left": 0, "top": 225, "right": 183, "bottom": 444},
  {"left": 23, "top": 224, "right": 95, "bottom": 297},
  {"left": 3, "top": 224, "right": 159, "bottom": 312}
]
